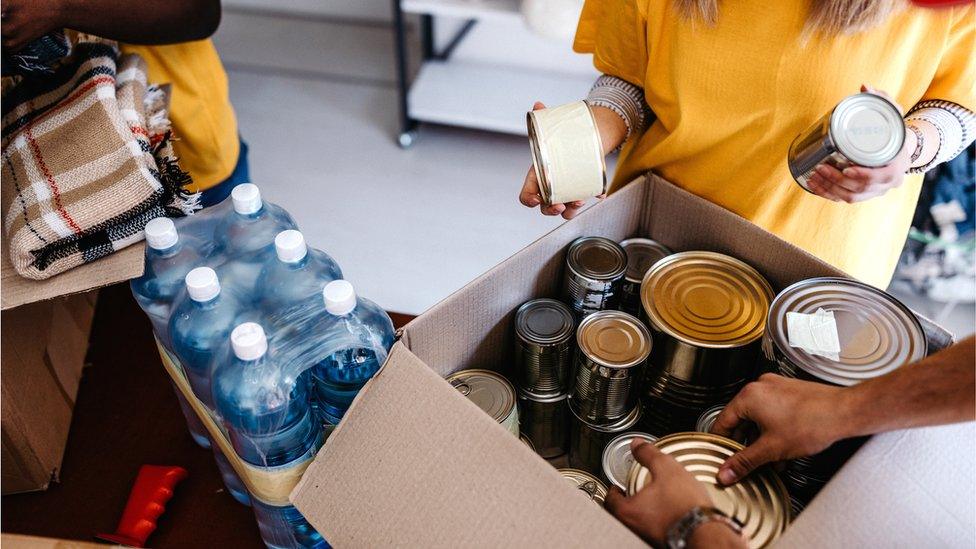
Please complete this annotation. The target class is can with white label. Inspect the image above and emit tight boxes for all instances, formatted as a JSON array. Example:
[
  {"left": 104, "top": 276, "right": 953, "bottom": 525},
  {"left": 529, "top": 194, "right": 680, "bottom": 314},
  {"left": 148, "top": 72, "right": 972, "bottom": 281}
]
[
  {"left": 788, "top": 93, "right": 905, "bottom": 192},
  {"left": 527, "top": 101, "right": 607, "bottom": 205}
]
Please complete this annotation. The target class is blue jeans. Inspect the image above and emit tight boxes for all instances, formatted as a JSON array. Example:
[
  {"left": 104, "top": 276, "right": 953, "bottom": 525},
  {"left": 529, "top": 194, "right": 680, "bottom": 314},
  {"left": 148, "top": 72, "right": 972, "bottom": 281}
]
[{"left": 200, "top": 139, "right": 250, "bottom": 208}]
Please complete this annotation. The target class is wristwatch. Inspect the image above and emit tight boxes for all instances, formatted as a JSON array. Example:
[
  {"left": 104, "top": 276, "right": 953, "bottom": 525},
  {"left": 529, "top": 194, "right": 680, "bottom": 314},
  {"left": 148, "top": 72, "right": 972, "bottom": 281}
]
[{"left": 666, "top": 506, "right": 743, "bottom": 549}]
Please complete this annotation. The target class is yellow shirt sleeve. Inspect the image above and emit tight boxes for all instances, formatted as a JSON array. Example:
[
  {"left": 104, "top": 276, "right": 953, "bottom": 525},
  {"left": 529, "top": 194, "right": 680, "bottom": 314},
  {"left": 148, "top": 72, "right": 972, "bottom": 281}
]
[
  {"left": 573, "top": 0, "right": 649, "bottom": 87},
  {"left": 922, "top": 5, "right": 976, "bottom": 110}
]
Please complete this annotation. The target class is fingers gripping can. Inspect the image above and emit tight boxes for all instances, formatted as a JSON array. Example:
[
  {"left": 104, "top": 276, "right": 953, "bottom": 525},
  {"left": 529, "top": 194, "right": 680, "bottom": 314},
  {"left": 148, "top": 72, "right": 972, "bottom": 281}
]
[
  {"left": 447, "top": 369, "right": 519, "bottom": 437},
  {"left": 562, "top": 237, "right": 628, "bottom": 318},
  {"left": 601, "top": 431, "right": 657, "bottom": 490},
  {"left": 788, "top": 92, "right": 905, "bottom": 192},
  {"left": 527, "top": 101, "right": 607, "bottom": 205}
]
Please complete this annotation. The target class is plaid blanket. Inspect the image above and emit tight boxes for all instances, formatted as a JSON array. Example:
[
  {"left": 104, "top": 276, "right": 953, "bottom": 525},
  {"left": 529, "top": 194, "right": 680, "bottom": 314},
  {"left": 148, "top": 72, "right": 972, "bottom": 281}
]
[{"left": 1, "top": 38, "right": 198, "bottom": 280}]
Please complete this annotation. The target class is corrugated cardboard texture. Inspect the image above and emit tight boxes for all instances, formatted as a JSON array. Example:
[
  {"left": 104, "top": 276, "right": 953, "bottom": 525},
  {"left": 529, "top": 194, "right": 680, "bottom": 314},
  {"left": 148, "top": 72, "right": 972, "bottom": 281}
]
[
  {"left": 778, "top": 422, "right": 975, "bottom": 547},
  {"left": 2, "top": 293, "right": 96, "bottom": 494},
  {"left": 1, "top": 533, "right": 116, "bottom": 548},
  {"left": 1, "top": 243, "right": 142, "bottom": 311},
  {"left": 291, "top": 343, "right": 644, "bottom": 548}
]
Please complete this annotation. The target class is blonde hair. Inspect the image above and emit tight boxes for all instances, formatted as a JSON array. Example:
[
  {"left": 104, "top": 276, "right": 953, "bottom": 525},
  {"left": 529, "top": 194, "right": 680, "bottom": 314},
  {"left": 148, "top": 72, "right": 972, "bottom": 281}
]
[{"left": 674, "top": 0, "right": 905, "bottom": 34}]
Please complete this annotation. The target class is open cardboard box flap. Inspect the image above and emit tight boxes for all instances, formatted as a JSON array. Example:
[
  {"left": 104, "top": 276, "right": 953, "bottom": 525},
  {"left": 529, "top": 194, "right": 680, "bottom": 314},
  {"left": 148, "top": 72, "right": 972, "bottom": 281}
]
[{"left": 292, "top": 175, "right": 967, "bottom": 547}]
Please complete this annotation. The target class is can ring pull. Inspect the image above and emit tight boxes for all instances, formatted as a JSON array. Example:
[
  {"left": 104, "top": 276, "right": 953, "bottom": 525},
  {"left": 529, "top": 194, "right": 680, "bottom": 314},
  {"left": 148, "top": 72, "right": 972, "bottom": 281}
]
[{"left": 451, "top": 380, "right": 471, "bottom": 396}]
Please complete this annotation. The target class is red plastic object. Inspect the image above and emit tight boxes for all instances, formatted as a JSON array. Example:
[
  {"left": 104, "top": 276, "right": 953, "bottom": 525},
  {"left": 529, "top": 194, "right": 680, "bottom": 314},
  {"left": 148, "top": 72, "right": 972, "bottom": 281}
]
[{"left": 96, "top": 465, "right": 188, "bottom": 547}]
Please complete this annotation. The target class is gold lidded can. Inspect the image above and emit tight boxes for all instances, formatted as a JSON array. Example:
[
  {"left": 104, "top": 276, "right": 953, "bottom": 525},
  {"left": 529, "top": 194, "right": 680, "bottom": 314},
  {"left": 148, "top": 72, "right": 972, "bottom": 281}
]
[
  {"left": 518, "top": 390, "right": 571, "bottom": 458},
  {"left": 618, "top": 237, "right": 672, "bottom": 318},
  {"left": 562, "top": 237, "right": 628, "bottom": 318},
  {"left": 446, "top": 369, "right": 519, "bottom": 437},
  {"left": 626, "top": 433, "right": 790, "bottom": 549},
  {"left": 559, "top": 468, "right": 609, "bottom": 507},
  {"left": 788, "top": 93, "right": 905, "bottom": 193},
  {"left": 569, "top": 400, "right": 643, "bottom": 475},
  {"left": 515, "top": 298, "right": 576, "bottom": 396},
  {"left": 527, "top": 101, "right": 607, "bottom": 206},
  {"left": 571, "top": 310, "right": 652, "bottom": 422},
  {"left": 601, "top": 431, "right": 657, "bottom": 491}
]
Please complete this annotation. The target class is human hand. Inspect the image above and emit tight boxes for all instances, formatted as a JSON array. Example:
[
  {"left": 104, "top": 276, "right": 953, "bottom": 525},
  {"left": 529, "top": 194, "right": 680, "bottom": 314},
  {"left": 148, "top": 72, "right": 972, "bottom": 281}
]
[
  {"left": 519, "top": 101, "right": 609, "bottom": 220},
  {"left": 711, "top": 373, "right": 852, "bottom": 486},
  {"left": 805, "top": 84, "right": 914, "bottom": 204},
  {"left": 604, "top": 438, "right": 714, "bottom": 545},
  {"left": 1, "top": 0, "right": 65, "bottom": 51}
]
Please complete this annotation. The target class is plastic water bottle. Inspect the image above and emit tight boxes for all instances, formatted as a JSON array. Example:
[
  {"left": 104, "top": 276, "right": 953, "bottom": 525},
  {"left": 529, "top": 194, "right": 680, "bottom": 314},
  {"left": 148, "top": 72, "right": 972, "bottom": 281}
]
[
  {"left": 213, "top": 323, "right": 327, "bottom": 549},
  {"left": 256, "top": 230, "right": 343, "bottom": 316},
  {"left": 169, "top": 267, "right": 252, "bottom": 506},
  {"left": 312, "top": 281, "right": 395, "bottom": 425},
  {"left": 214, "top": 184, "right": 298, "bottom": 298},
  {"left": 130, "top": 218, "right": 211, "bottom": 449}
]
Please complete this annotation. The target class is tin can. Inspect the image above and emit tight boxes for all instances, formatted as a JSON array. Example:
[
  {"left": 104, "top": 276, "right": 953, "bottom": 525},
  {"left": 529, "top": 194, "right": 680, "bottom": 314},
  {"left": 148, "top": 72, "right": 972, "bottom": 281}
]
[
  {"left": 559, "top": 468, "right": 609, "bottom": 507},
  {"left": 568, "top": 400, "right": 642, "bottom": 475},
  {"left": 695, "top": 405, "right": 725, "bottom": 434},
  {"left": 518, "top": 390, "right": 570, "bottom": 458},
  {"left": 562, "top": 237, "right": 627, "bottom": 318},
  {"left": 618, "top": 238, "right": 672, "bottom": 317},
  {"left": 514, "top": 299, "right": 576, "bottom": 396},
  {"left": 571, "top": 310, "right": 651, "bottom": 422},
  {"left": 626, "top": 433, "right": 790, "bottom": 549},
  {"left": 601, "top": 431, "right": 657, "bottom": 490},
  {"left": 788, "top": 93, "right": 905, "bottom": 192},
  {"left": 640, "top": 252, "right": 774, "bottom": 434},
  {"left": 446, "top": 369, "right": 519, "bottom": 437},
  {"left": 527, "top": 101, "right": 607, "bottom": 206},
  {"left": 520, "top": 433, "right": 536, "bottom": 452}
]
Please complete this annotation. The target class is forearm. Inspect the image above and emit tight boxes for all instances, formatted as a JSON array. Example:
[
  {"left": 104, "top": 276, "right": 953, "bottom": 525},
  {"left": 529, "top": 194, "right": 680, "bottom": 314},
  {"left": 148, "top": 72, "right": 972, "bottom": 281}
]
[
  {"left": 55, "top": 0, "right": 221, "bottom": 44},
  {"left": 689, "top": 522, "right": 747, "bottom": 549},
  {"left": 838, "top": 336, "right": 976, "bottom": 439},
  {"left": 586, "top": 74, "right": 652, "bottom": 154},
  {"left": 591, "top": 106, "right": 629, "bottom": 155}
]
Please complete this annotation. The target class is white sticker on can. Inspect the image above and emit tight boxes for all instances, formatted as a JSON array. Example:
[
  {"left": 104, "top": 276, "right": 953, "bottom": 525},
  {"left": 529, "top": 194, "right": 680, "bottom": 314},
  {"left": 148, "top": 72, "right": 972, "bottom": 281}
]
[{"left": 786, "top": 308, "right": 841, "bottom": 361}]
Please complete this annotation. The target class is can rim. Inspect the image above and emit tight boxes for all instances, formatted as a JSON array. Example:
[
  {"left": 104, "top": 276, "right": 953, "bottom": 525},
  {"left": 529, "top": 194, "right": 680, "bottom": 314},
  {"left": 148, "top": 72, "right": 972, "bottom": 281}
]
[
  {"left": 830, "top": 93, "right": 905, "bottom": 168},
  {"left": 567, "top": 236, "right": 628, "bottom": 281},
  {"left": 576, "top": 310, "right": 652, "bottom": 368},
  {"left": 620, "top": 237, "right": 673, "bottom": 283},
  {"left": 445, "top": 368, "right": 517, "bottom": 423},
  {"left": 515, "top": 298, "right": 576, "bottom": 346},
  {"left": 601, "top": 431, "right": 658, "bottom": 490},
  {"left": 518, "top": 388, "right": 570, "bottom": 404},
  {"left": 569, "top": 398, "right": 643, "bottom": 432}
]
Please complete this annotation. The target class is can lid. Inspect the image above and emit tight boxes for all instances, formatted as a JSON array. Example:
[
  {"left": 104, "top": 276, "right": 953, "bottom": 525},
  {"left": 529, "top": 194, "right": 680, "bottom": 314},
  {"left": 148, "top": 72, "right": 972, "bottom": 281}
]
[
  {"left": 767, "top": 277, "right": 927, "bottom": 386},
  {"left": 577, "top": 310, "right": 652, "bottom": 368},
  {"left": 642, "top": 252, "right": 773, "bottom": 348},
  {"left": 558, "top": 468, "right": 608, "bottom": 506},
  {"left": 566, "top": 237, "right": 627, "bottom": 281},
  {"left": 446, "top": 369, "right": 516, "bottom": 424},
  {"left": 695, "top": 405, "right": 726, "bottom": 434},
  {"left": 601, "top": 431, "right": 658, "bottom": 490},
  {"left": 627, "top": 433, "right": 790, "bottom": 548},
  {"left": 569, "top": 399, "right": 643, "bottom": 433},
  {"left": 620, "top": 238, "right": 672, "bottom": 283},
  {"left": 831, "top": 93, "right": 905, "bottom": 167},
  {"left": 515, "top": 298, "right": 575, "bottom": 345}
]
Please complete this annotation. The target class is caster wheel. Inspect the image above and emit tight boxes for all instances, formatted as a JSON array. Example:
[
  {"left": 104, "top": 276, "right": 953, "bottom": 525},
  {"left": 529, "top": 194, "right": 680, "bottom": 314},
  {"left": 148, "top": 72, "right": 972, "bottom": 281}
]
[{"left": 398, "top": 130, "right": 417, "bottom": 149}]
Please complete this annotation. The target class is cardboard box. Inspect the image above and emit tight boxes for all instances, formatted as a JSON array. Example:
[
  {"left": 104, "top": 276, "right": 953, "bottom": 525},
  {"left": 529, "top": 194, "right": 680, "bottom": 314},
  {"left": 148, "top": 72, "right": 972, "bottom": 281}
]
[
  {"left": 0, "top": 533, "right": 117, "bottom": 548},
  {"left": 292, "top": 174, "right": 971, "bottom": 547}
]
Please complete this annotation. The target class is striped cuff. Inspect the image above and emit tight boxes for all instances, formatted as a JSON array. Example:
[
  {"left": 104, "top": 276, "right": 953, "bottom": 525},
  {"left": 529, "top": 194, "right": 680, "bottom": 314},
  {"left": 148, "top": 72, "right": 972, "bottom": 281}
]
[
  {"left": 905, "top": 99, "right": 976, "bottom": 174},
  {"left": 585, "top": 75, "right": 652, "bottom": 149}
]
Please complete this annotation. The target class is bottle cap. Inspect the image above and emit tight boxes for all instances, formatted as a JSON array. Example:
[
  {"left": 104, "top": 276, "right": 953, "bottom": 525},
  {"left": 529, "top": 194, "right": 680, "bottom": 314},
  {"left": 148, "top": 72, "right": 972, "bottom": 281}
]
[
  {"left": 231, "top": 183, "right": 263, "bottom": 215},
  {"left": 323, "top": 280, "right": 357, "bottom": 316},
  {"left": 275, "top": 230, "right": 308, "bottom": 263},
  {"left": 231, "top": 322, "right": 268, "bottom": 361},
  {"left": 144, "top": 217, "right": 178, "bottom": 250},
  {"left": 185, "top": 267, "right": 220, "bottom": 302}
]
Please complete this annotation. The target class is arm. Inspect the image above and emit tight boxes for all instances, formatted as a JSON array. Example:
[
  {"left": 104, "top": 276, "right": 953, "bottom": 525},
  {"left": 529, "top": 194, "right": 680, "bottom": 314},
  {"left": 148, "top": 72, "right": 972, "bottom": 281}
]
[
  {"left": 711, "top": 336, "right": 975, "bottom": 485},
  {"left": 1, "top": 0, "right": 221, "bottom": 51}
]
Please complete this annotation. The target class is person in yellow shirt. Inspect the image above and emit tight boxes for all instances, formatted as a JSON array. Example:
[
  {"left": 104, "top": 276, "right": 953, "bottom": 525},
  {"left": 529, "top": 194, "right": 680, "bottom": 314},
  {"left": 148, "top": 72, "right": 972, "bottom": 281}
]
[
  {"left": 519, "top": 0, "right": 976, "bottom": 288},
  {"left": 2, "top": 0, "right": 245, "bottom": 208}
]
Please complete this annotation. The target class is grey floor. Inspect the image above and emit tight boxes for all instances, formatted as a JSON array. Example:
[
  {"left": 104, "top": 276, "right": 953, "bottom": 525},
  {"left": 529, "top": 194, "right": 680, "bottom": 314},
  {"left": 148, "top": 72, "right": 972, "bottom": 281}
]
[{"left": 214, "top": 9, "right": 975, "bottom": 338}]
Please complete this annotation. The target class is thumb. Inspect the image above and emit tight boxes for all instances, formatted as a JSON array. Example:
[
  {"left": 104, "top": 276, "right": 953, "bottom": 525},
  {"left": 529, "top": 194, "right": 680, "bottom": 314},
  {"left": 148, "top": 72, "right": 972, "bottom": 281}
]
[
  {"left": 532, "top": 101, "right": 546, "bottom": 111},
  {"left": 716, "top": 438, "right": 777, "bottom": 486}
]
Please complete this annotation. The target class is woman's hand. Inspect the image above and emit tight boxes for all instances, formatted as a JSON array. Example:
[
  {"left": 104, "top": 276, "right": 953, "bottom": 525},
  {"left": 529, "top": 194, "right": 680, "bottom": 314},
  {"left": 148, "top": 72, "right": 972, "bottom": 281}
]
[
  {"left": 519, "top": 101, "right": 624, "bottom": 220},
  {"left": 806, "top": 84, "right": 914, "bottom": 204}
]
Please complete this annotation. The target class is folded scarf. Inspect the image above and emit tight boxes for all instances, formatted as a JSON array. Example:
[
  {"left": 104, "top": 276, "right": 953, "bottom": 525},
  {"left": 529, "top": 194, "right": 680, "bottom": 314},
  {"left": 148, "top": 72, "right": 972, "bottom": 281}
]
[{"left": 1, "top": 37, "right": 198, "bottom": 280}]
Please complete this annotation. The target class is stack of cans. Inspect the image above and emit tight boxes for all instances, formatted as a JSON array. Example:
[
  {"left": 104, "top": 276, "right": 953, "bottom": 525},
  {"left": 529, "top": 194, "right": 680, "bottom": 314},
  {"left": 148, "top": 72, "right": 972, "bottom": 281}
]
[
  {"left": 562, "top": 237, "right": 627, "bottom": 318},
  {"left": 446, "top": 369, "right": 520, "bottom": 437},
  {"left": 568, "top": 310, "right": 651, "bottom": 473},
  {"left": 639, "top": 252, "right": 774, "bottom": 435},
  {"left": 764, "top": 277, "right": 927, "bottom": 509},
  {"left": 618, "top": 238, "right": 671, "bottom": 318},
  {"left": 626, "top": 433, "right": 791, "bottom": 548},
  {"left": 514, "top": 299, "right": 576, "bottom": 458}
]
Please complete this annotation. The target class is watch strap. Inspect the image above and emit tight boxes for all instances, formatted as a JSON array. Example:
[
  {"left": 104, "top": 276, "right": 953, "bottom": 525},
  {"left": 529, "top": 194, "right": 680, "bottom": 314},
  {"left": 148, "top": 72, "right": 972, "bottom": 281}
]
[{"left": 666, "top": 506, "right": 743, "bottom": 549}]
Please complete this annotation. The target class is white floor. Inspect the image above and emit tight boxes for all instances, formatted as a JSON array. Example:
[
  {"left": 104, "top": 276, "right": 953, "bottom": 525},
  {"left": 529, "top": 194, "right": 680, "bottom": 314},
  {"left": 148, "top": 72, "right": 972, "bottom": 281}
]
[{"left": 214, "top": 9, "right": 975, "bottom": 338}]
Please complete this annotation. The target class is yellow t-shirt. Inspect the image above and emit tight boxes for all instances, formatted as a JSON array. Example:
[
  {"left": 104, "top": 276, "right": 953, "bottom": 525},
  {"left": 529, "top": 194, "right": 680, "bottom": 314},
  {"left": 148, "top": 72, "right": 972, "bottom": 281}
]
[
  {"left": 121, "top": 40, "right": 239, "bottom": 193},
  {"left": 575, "top": 1, "right": 975, "bottom": 288}
]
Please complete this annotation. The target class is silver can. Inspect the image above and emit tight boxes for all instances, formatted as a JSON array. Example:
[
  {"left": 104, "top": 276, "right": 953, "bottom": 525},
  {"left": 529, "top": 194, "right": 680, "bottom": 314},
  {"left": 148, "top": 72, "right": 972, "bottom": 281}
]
[
  {"left": 695, "top": 405, "right": 725, "bottom": 434},
  {"left": 788, "top": 93, "right": 905, "bottom": 192},
  {"left": 571, "top": 311, "right": 652, "bottom": 422},
  {"left": 446, "top": 369, "right": 520, "bottom": 437},
  {"left": 568, "top": 400, "right": 643, "bottom": 475},
  {"left": 518, "top": 390, "right": 570, "bottom": 458},
  {"left": 562, "top": 237, "right": 627, "bottom": 318},
  {"left": 514, "top": 299, "right": 576, "bottom": 396},
  {"left": 618, "top": 238, "right": 671, "bottom": 318},
  {"left": 601, "top": 431, "right": 657, "bottom": 490}
]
